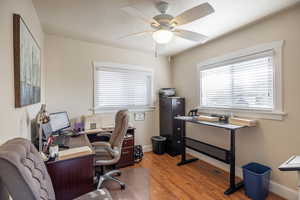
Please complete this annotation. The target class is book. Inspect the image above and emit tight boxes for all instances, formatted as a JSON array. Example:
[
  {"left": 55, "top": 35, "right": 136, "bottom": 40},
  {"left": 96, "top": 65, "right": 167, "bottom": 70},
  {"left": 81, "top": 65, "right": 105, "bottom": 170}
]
[
  {"left": 229, "top": 117, "right": 257, "bottom": 127},
  {"left": 197, "top": 115, "right": 219, "bottom": 122}
]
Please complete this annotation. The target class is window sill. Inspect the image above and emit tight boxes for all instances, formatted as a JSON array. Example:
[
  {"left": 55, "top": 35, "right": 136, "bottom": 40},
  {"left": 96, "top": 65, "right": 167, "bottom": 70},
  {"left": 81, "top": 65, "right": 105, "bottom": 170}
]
[
  {"left": 90, "top": 106, "right": 156, "bottom": 114},
  {"left": 197, "top": 107, "right": 286, "bottom": 121}
]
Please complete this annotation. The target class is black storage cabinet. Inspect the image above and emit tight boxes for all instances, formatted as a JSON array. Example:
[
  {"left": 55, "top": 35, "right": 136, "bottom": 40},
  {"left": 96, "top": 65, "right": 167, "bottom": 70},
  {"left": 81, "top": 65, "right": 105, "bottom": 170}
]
[{"left": 159, "top": 96, "right": 185, "bottom": 156}]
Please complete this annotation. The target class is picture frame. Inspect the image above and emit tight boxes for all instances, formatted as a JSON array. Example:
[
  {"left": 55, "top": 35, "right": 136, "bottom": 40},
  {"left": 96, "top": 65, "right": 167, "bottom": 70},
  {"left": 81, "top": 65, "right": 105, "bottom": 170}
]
[{"left": 13, "top": 14, "right": 41, "bottom": 108}]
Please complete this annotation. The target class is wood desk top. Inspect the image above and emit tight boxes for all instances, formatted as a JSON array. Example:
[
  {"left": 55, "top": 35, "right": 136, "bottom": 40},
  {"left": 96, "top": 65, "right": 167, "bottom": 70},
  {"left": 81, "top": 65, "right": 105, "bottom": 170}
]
[
  {"left": 82, "top": 126, "right": 135, "bottom": 135},
  {"left": 175, "top": 116, "right": 246, "bottom": 130},
  {"left": 47, "top": 134, "right": 94, "bottom": 164}
]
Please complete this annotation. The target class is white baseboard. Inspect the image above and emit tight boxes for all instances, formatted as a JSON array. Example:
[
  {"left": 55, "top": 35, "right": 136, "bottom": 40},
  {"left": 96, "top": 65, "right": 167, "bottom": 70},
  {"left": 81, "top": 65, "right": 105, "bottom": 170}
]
[
  {"left": 269, "top": 180, "right": 298, "bottom": 200},
  {"left": 142, "top": 145, "right": 152, "bottom": 153},
  {"left": 186, "top": 149, "right": 298, "bottom": 200}
]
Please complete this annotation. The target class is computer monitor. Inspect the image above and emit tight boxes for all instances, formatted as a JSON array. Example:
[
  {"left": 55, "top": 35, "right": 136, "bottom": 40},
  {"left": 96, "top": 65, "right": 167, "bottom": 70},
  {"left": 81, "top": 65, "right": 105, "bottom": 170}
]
[
  {"left": 49, "top": 111, "right": 70, "bottom": 134},
  {"left": 41, "top": 122, "right": 53, "bottom": 140}
]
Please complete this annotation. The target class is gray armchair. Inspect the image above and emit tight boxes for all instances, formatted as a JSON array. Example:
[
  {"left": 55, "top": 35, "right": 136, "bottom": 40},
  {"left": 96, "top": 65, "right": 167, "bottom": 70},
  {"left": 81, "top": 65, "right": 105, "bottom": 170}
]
[
  {"left": 0, "top": 138, "right": 112, "bottom": 200},
  {"left": 92, "top": 110, "right": 129, "bottom": 190}
]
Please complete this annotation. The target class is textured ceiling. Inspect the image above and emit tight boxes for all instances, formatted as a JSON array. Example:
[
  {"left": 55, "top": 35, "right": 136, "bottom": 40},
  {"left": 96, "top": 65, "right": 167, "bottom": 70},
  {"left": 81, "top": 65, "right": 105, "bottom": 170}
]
[{"left": 33, "top": 0, "right": 300, "bottom": 56}]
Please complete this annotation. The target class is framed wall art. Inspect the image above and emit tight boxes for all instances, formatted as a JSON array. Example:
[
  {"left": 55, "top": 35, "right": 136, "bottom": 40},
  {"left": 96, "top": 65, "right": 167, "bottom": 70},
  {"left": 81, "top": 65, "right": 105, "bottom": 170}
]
[{"left": 13, "top": 14, "right": 41, "bottom": 108}]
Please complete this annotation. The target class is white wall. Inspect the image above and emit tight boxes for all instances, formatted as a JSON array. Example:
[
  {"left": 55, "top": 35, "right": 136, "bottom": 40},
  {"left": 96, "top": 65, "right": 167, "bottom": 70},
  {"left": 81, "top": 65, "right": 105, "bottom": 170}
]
[
  {"left": 45, "top": 34, "right": 172, "bottom": 147},
  {"left": 171, "top": 4, "right": 300, "bottom": 192},
  {"left": 0, "top": 0, "right": 44, "bottom": 144}
]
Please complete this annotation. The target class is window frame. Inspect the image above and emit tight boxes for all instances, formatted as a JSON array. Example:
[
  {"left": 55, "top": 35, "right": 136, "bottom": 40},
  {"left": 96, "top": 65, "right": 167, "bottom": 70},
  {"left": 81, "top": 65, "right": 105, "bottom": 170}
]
[
  {"left": 196, "top": 41, "right": 285, "bottom": 120},
  {"left": 93, "top": 62, "right": 155, "bottom": 113}
]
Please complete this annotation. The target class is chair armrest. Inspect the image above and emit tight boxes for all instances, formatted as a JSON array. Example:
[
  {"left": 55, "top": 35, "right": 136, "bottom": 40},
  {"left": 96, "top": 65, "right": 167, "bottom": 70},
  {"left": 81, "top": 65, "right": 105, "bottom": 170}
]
[
  {"left": 92, "top": 142, "right": 111, "bottom": 149},
  {"left": 108, "top": 147, "right": 121, "bottom": 159},
  {"left": 85, "top": 128, "right": 104, "bottom": 134},
  {"left": 95, "top": 145, "right": 121, "bottom": 159}
]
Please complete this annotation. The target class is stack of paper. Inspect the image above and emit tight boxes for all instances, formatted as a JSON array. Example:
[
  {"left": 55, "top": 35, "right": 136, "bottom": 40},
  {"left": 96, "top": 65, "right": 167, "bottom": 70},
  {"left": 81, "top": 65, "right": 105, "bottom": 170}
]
[{"left": 58, "top": 146, "right": 93, "bottom": 160}]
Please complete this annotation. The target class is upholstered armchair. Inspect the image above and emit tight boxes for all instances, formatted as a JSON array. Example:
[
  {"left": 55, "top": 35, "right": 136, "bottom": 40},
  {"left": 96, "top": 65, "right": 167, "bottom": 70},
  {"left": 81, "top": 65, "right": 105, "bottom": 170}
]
[{"left": 0, "top": 138, "right": 112, "bottom": 200}]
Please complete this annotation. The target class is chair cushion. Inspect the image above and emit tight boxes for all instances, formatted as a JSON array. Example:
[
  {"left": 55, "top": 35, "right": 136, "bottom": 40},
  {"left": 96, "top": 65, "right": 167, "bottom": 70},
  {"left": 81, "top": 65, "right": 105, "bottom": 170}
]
[
  {"left": 75, "top": 189, "right": 112, "bottom": 200},
  {"left": 94, "top": 148, "right": 116, "bottom": 166}
]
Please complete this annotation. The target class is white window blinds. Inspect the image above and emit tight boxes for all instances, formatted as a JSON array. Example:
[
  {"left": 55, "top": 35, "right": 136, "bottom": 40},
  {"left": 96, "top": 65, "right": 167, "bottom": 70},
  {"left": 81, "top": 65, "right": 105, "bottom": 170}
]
[
  {"left": 94, "top": 66, "right": 152, "bottom": 110},
  {"left": 200, "top": 51, "right": 274, "bottom": 110}
]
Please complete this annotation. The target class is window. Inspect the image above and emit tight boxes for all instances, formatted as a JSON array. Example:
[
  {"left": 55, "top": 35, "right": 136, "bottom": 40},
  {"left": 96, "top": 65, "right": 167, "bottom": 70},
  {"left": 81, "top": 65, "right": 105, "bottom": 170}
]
[
  {"left": 200, "top": 54, "right": 273, "bottom": 110},
  {"left": 197, "top": 41, "right": 284, "bottom": 120},
  {"left": 94, "top": 63, "right": 153, "bottom": 111}
]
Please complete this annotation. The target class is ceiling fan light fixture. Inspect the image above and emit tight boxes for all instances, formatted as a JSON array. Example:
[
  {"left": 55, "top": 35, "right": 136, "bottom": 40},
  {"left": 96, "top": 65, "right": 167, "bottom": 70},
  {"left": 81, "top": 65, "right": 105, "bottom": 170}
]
[{"left": 152, "top": 29, "right": 173, "bottom": 44}]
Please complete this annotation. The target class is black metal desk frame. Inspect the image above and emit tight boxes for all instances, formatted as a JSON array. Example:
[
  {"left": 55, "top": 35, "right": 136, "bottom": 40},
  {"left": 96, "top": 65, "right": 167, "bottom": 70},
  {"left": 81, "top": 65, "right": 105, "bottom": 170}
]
[{"left": 175, "top": 116, "right": 246, "bottom": 195}]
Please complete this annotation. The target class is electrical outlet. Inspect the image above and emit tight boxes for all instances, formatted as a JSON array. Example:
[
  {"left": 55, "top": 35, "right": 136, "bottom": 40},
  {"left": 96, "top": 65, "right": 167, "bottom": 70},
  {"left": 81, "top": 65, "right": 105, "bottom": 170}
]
[{"left": 134, "top": 112, "right": 145, "bottom": 121}]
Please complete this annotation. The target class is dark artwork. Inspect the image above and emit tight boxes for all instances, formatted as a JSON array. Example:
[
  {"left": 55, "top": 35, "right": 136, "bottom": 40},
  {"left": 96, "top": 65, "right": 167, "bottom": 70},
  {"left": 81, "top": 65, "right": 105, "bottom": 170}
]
[{"left": 13, "top": 14, "right": 41, "bottom": 108}]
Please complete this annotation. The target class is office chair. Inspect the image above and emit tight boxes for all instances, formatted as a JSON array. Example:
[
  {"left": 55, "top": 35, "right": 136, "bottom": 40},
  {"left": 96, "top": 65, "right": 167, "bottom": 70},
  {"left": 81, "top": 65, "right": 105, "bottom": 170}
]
[
  {"left": 0, "top": 138, "right": 112, "bottom": 200},
  {"left": 92, "top": 110, "right": 129, "bottom": 190}
]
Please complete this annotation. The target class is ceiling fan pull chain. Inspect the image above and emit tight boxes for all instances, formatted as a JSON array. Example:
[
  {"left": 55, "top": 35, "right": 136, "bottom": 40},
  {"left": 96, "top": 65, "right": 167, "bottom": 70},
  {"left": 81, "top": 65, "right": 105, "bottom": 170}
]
[{"left": 155, "top": 43, "right": 158, "bottom": 58}]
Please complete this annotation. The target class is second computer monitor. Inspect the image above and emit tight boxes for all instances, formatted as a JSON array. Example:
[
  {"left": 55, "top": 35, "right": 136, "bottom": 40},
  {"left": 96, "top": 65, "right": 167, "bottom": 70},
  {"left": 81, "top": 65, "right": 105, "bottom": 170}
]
[{"left": 49, "top": 111, "right": 70, "bottom": 133}]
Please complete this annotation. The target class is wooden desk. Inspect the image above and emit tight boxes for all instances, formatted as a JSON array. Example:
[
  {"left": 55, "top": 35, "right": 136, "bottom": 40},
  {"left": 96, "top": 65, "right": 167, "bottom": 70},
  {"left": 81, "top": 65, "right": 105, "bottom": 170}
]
[{"left": 46, "top": 134, "right": 95, "bottom": 200}]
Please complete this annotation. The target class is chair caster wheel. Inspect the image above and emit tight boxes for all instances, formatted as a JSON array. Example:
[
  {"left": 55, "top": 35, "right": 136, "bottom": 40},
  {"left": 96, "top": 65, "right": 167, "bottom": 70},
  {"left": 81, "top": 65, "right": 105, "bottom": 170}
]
[{"left": 121, "top": 184, "right": 125, "bottom": 190}]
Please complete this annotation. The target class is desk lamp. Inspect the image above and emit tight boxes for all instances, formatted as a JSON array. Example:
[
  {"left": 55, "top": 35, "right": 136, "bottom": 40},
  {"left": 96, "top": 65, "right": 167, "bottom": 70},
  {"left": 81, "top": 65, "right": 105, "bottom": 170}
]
[{"left": 36, "top": 104, "right": 50, "bottom": 152}]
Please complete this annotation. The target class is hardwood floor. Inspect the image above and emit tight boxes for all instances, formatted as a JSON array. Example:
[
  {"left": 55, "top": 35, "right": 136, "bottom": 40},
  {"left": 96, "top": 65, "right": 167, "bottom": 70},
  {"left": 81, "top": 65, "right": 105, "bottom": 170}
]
[{"left": 127, "top": 152, "right": 285, "bottom": 200}]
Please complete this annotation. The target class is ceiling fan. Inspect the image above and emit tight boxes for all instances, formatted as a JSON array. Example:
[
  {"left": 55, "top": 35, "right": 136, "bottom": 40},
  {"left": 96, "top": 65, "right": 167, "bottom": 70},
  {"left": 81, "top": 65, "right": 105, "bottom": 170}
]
[{"left": 121, "top": 1, "right": 215, "bottom": 44}]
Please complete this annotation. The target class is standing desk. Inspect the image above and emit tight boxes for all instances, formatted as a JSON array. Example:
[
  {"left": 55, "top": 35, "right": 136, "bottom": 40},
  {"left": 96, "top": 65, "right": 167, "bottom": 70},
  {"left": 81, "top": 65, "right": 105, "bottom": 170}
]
[{"left": 175, "top": 116, "right": 247, "bottom": 195}]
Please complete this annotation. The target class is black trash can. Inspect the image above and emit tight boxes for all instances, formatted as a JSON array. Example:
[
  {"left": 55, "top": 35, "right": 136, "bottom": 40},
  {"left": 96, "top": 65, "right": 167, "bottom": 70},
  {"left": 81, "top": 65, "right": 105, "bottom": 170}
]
[
  {"left": 242, "top": 162, "right": 271, "bottom": 200},
  {"left": 151, "top": 136, "right": 166, "bottom": 155}
]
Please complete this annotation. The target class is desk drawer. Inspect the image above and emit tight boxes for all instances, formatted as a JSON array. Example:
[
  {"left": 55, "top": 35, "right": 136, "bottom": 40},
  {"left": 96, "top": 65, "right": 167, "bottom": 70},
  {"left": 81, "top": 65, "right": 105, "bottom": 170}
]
[
  {"left": 47, "top": 155, "right": 94, "bottom": 200},
  {"left": 122, "top": 138, "right": 134, "bottom": 147},
  {"left": 117, "top": 147, "right": 134, "bottom": 168}
]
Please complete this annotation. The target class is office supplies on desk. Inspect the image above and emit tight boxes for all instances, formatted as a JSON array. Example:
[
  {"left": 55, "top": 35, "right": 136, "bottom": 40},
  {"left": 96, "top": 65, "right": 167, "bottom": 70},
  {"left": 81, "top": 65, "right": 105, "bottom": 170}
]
[
  {"left": 40, "top": 151, "right": 49, "bottom": 161},
  {"left": 49, "top": 145, "right": 59, "bottom": 158},
  {"left": 188, "top": 109, "right": 198, "bottom": 116},
  {"left": 211, "top": 114, "right": 229, "bottom": 123},
  {"left": 74, "top": 121, "right": 84, "bottom": 132}
]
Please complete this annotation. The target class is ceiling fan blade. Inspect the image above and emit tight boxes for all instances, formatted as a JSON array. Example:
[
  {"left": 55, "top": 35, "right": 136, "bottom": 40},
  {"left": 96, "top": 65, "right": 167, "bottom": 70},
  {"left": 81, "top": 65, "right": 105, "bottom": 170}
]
[
  {"left": 119, "top": 30, "right": 153, "bottom": 40},
  {"left": 174, "top": 29, "right": 208, "bottom": 42},
  {"left": 121, "top": 6, "right": 159, "bottom": 25},
  {"left": 173, "top": 3, "right": 214, "bottom": 26}
]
